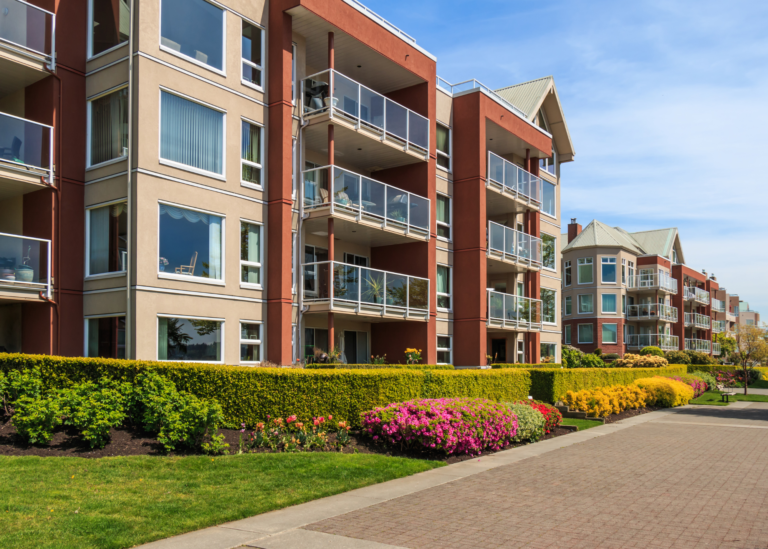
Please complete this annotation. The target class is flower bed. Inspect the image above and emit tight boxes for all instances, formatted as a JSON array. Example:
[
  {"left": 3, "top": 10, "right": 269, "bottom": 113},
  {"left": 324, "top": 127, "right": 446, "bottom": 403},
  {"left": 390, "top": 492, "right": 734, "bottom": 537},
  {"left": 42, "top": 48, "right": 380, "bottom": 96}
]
[
  {"left": 505, "top": 403, "right": 545, "bottom": 442},
  {"left": 512, "top": 400, "right": 562, "bottom": 433},
  {"left": 664, "top": 374, "right": 707, "bottom": 398},
  {"left": 361, "top": 398, "right": 517, "bottom": 456}
]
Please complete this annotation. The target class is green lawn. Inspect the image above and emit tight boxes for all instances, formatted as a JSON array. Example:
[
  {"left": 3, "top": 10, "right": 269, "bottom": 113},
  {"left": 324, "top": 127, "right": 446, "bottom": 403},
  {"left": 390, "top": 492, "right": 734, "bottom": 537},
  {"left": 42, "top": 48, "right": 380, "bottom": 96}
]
[
  {"left": 690, "top": 391, "right": 768, "bottom": 406},
  {"left": 561, "top": 418, "right": 603, "bottom": 431},
  {"left": 0, "top": 453, "right": 443, "bottom": 549}
]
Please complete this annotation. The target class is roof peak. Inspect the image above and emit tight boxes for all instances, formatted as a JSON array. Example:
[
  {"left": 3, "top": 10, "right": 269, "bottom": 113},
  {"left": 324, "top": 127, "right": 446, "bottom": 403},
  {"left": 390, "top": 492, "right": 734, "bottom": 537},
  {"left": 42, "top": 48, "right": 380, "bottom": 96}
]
[{"left": 495, "top": 75, "right": 553, "bottom": 93}]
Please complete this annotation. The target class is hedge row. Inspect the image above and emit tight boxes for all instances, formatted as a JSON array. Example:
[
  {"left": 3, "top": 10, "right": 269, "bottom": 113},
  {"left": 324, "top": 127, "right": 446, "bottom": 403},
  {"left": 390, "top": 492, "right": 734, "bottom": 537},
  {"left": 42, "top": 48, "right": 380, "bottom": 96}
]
[
  {"left": 491, "top": 363, "right": 562, "bottom": 369},
  {"left": 686, "top": 365, "right": 768, "bottom": 376},
  {"left": 0, "top": 354, "right": 526, "bottom": 428},
  {"left": 305, "top": 364, "right": 454, "bottom": 370},
  {"left": 528, "top": 365, "right": 688, "bottom": 402}
]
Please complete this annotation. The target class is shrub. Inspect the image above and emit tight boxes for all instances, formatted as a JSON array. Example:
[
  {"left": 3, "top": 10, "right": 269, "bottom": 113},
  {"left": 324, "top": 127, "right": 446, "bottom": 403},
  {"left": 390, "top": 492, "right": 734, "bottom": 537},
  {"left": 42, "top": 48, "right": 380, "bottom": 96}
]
[
  {"left": 664, "top": 375, "right": 707, "bottom": 398},
  {"left": 603, "top": 353, "right": 620, "bottom": 361},
  {"left": 593, "top": 348, "right": 603, "bottom": 357},
  {"left": 305, "top": 364, "right": 454, "bottom": 370},
  {"left": 565, "top": 384, "right": 648, "bottom": 417},
  {"left": 633, "top": 377, "right": 694, "bottom": 407},
  {"left": 613, "top": 354, "right": 668, "bottom": 368},
  {"left": 1, "top": 368, "right": 43, "bottom": 414},
  {"left": 690, "top": 370, "right": 717, "bottom": 391},
  {"left": 59, "top": 378, "right": 131, "bottom": 449},
  {"left": 361, "top": 398, "right": 517, "bottom": 456},
  {"left": 639, "top": 346, "right": 664, "bottom": 358},
  {"left": 202, "top": 433, "right": 230, "bottom": 456},
  {"left": 491, "top": 363, "right": 562, "bottom": 369},
  {"left": 513, "top": 399, "right": 562, "bottom": 433},
  {"left": 505, "top": 403, "right": 545, "bottom": 443},
  {"left": 562, "top": 346, "right": 584, "bottom": 368},
  {"left": 12, "top": 396, "right": 61, "bottom": 445},
  {"left": 665, "top": 351, "right": 691, "bottom": 365},
  {"left": 687, "top": 351, "right": 717, "bottom": 365},
  {"left": 581, "top": 354, "right": 607, "bottom": 368}
]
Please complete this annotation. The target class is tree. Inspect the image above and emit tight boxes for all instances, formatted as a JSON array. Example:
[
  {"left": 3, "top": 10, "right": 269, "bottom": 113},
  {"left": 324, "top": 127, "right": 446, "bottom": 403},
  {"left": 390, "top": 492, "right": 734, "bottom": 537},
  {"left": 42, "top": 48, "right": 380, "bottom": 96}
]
[
  {"left": 732, "top": 323, "right": 768, "bottom": 395},
  {"left": 714, "top": 332, "right": 737, "bottom": 362}
]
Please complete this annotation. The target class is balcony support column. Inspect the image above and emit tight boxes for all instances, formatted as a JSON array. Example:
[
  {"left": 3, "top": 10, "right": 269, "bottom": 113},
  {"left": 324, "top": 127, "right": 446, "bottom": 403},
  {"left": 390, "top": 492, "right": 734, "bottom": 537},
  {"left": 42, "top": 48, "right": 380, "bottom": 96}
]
[{"left": 328, "top": 32, "right": 334, "bottom": 70}]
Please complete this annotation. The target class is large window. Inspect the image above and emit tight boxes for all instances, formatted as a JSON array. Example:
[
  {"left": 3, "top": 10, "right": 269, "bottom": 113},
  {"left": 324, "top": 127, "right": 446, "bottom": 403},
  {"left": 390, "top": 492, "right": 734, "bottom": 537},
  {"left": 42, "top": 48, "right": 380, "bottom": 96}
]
[
  {"left": 577, "top": 257, "right": 593, "bottom": 284},
  {"left": 436, "top": 195, "right": 451, "bottom": 240},
  {"left": 565, "top": 296, "right": 572, "bottom": 316},
  {"left": 541, "top": 343, "right": 557, "bottom": 363},
  {"left": 89, "top": 0, "right": 130, "bottom": 57},
  {"left": 87, "top": 202, "right": 127, "bottom": 277},
  {"left": 240, "top": 322, "right": 262, "bottom": 364},
  {"left": 305, "top": 327, "right": 329, "bottom": 361},
  {"left": 437, "top": 336, "right": 452, "bottom": 365},
  {"left": 602, "top": 323, "right": 618, "bottom": 344},
  {"left": 564, "top": 260, "right": 572, "bottom": 286},
  {"left": 88, "top": 87, "right": 128, "bottom": 167},
  {"left": 622, "top": 295, "right": 626, "bottom": 314},
  {"left": 564, "top": 324, "right": 571, "bottom": 344},
  {"left": 539, "top": 146, "right": 557, "bottom": 176},
  {"left": 437, "top": 265, "right": 451, "bottom": 310},
  {"left": 240, "top": 221, "right": 262, "bottom": 287},
  {"left": 542, "top": 233, "right": 556, "bottom": 271},
  {"left": 601, "top": 257, "right": 617, "bottom": 283},
  {"left": 160, "top": 91, "right": 224, "bottom": 176},
  {"left": 436, "top": 124, "right": 451, "bottom": 171},
  {"left": 541, "top": 288, "right": 556, "bottom": 324},
  {"left": 621, "top": 259, "right": 626, "bottom": 285},
  {"left": 602, "top": 293, "right": 617, "bottom": 314},
  {"left": 542, "top": 180, "right": 556, "bottom": 217},
  {"left": 578, "top": 324, "right": 593, "bottom": 344},
  {"left": 158, "top": 316, "right": 222, "bottom": 362},
  {"left": 241, "top": 21, "right": 264, "bottom": 89},
  {"left": 159, "top": 204, "right": 223, "bottom": 281},
  {"left": 85, "top": 316, "right": 125, "bottom": 359},
  {"left": 160, "top": 0, "right": 224, "bottom": 72},
  {"left": 241, "top": 120, "right": 263, "bottom": 188},
  {"left": 578, "top": 294, "right": 594, "bottom": 314}
]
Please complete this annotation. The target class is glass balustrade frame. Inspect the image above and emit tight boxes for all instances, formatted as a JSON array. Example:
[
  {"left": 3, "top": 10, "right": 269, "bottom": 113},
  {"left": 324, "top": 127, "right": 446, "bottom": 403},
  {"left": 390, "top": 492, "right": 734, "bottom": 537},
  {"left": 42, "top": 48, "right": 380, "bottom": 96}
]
[
  {"left": 486, "top": 220, "right": 542, "bottom": 269},
  {"left": 626, "top": 273, "right": 678, "bottom": 294},
  {"left": 0, "top": 111, "right": 54, "bottom": 181},
  {"left": 486, "top": 152, "right": 543, "bottom": 209},
  {"left": 626, "top": 334, "right": 679, "bottom": 351},
  {"left": 625, "top": 303, "right": 678, "bottom": 323},
  {"left": 486, "top": 289, "right": 542, "bottom": 331},
  {"left": 712, "top": 320, "right": 726, "bottom": 333},
  {"left": 0, "top": 231, "right": 51, "bottom": 297},
  {"left": 0, "top": 0, "right": 55, "bottom": 67},
  {"left": 685, "top": 338, "right": 712, "bottom": 353},
  {"left": 684, "top": 312, "right": 711, "bottom": 329},
  {"left": 684, "top": 286, "right": 710, "bottom": 305}
]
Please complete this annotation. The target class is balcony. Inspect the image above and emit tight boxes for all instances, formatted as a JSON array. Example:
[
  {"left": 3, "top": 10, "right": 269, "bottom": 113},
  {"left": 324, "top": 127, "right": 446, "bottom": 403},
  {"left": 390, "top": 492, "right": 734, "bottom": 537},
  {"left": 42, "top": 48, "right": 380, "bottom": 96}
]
[
  {"left": 711, "top": 298, "right": 726, "bottom": 313},
  {"left": 302, "top": 165, "right": 429, "bottom": 246},
  {"left": 626, "top": 303, "right": 678, "bottom": 323},
  {"left": 712, "top": 320, "right": 726, "bottom": 334},
  {"left": 0, "top": 111, "right": 53, "bottom": 199},
  {"left": 627, "top": 334, "right": 679, "bottom": 351},
  {"left": 486, "top": 221, "right": 542, "bottom": 274},
  {"left": 0, "top": 0, "right": 55, "bottom": 96},
  {"left": 713, "top": 342, "right": 721, "bottom": 356},
  {"left": 0, "top": 231, "right": 51, "bottom": 302},
  {"left": 436, "top": 77, "right": 528, "bottom": 120},
  {"left": 486, "top": 290, "right": 542, "bottom": 332},
  {"left": 684, "top": 312, "right": 711, "bottom": 330},
  {"left": 302, "top": 69, "right": 429, "bottom": 169},
  {"left": 486, "top": 152, "right": 542, "bottom": 216},
  {"left": 627, "top": 273, "right": 678, "bottom": 294},
  {"left": 684, "top": 286, "right": 710, "bottom": 305},
  {"left": 685, "top": 338, "right": 711, "bottom": 353},
  {"left": 302, "top": 261, "right": 429, "bottom": 321}
]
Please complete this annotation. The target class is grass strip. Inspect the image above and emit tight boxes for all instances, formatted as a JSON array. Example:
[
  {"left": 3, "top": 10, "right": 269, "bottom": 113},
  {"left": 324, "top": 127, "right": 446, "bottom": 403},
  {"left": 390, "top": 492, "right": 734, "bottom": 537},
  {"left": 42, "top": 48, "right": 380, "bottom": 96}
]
[
  {"left": 561, "top": 418, "right": 603, "bottom": 431},
  {"left": 690, "top": 391, "right": 768, "bottom": 406}
]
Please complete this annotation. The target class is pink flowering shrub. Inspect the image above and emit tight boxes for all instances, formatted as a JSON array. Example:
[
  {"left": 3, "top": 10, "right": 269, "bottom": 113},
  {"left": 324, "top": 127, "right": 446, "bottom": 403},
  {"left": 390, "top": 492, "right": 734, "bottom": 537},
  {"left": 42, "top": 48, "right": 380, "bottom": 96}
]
[
  {"left": 361, "top": 398, "right": 518, "bottom": 456},
  {"left": 665, "top": 375, "right": 707, "bottom": 398}
]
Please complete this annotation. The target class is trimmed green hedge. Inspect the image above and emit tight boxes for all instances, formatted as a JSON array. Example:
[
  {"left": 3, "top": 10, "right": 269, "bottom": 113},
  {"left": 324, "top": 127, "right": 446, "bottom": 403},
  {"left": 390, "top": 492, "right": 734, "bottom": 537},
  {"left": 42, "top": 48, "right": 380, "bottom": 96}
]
[
  {"left": 305, "top": 364, "right": 454, "bottom": 370},
  {"left": 491, "top": 363, "right": 562, "bottom": 369},
  {"left": 0, "top": 354, "right": 526, "bottom": 428},
  {"left": 528, "top": 365, "right": 688, "bottom": 402},
  {"left": 686, "top": 365, "right": 768, "bottom": 375}
]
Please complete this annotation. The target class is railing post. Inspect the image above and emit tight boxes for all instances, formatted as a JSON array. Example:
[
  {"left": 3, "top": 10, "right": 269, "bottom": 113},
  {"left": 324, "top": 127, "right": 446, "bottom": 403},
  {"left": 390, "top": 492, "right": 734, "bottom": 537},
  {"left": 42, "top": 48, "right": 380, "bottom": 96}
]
[
  {"left": 358, "top": 175, "right": 362, "bottom": 219},
  {"left": 329, "top": 167, "right": 334, "bottom": 215},
  {"left": 46, "top": 239, "right": 52, "bottom": 298}
]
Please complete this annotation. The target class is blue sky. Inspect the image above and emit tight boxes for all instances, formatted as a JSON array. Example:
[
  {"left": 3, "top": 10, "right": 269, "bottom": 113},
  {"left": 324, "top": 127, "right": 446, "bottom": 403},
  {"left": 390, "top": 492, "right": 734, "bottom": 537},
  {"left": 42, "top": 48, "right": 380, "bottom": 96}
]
[{"left": 361, "top": 0, "right": 768, "bottom": 316}]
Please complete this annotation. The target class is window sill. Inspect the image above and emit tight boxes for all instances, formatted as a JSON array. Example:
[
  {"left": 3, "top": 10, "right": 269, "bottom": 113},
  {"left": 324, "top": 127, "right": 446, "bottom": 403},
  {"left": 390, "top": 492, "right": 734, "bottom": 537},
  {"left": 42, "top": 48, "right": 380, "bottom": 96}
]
[
  {"left": 240, "top": 283, "right": 264, "bottom": 291},
  {"left": 87, "top": 41, "right": 129, "bottom": 62},
  {"left": 241, "top": 181, "right": 264, "bottom": 192},
  {"left": 86, "top": 155, "right": 127, "bottom": 172},
  {"left": 160, "top": 45, "right": 226, "bottom": 77},
  {"left": 241, "top": 80, "right": 265, "bottom": 93},
  {"left": 85, "top": 272, "right": 127, "bottom": 281},
  {"left": 159, "top": 159, "right": 226, "bottom": 182},
  {"left": 158, "top": 272, "right": 226, "bottom": 286},
  {"left": 437, "top": 308, "right": 452, "bottom": 314},
  {"left": 157, "top": 358, "right": 225, "bottom": 364}
]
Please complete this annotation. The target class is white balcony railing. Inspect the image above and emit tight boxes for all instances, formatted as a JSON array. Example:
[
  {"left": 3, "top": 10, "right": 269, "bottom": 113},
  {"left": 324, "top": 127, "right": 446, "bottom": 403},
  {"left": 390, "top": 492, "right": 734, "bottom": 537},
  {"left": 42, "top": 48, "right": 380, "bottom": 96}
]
[
  {"left": 684, "top": 286, "right": 710, "bottom": 305},
  {"left": 627, "top": 334, "right": 679, "bottom": 351},
  {"left": 626, "top": 303, "right": 678, "bottom": 323},
  {"left": 713, "top": 342, "right": 722, "bottom": 356},
  {"left": 487, "top": 221, "right": 542, "bottom": 269},
  {"left": 686, "top": 338, "right": 711, "bottom": 353},
  {"left": 627, "top": 273, "right": 678, "bottom": 294},
  {"left": 302, "top": 69, "right": 429, "bottom": 156},
  {"left": 302, "top": 165, "right": 429, "bottom": 238},
  {"left": 487, "top": 290, "right": 542, "bottom": 331},
  {"left": 0, "top": 0, "right": 55, "bottom": 67},
  {"left": 0, "top": 231, "right": 51, "bottom": 297},
  {"left": 302, "top": 261, "right": 429, "bottom": 319},
  {"left": 486, "top": 152, "right": 542, "bottom": 208},
  {"left": 0, "top": 111, "right": 54, "bottom": 182},
  {"left": 712, "top": 320, "right": 726, "bottom": 333},
  {"left": 711, "top": 298, "right": 726, "bottom": 313},
  {"left": 684, "top": 312, "right": 711, "bottom": 329},
  {"left": 436, "top": 77, "right": 528, "bottom": 120}
]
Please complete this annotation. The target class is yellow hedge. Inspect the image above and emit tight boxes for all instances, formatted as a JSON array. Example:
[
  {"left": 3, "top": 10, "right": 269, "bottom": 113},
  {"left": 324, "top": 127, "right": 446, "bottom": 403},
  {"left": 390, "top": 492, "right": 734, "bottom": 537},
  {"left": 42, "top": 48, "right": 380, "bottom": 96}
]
[
  {"left": 613, "top": 354, "right": 668, "bottom": 368},
  {"left": 565, "top": 384, "right": 648, "bottom": 417},
  {"left": 633, "top": 377, "right": 694, "bottom": 407}
]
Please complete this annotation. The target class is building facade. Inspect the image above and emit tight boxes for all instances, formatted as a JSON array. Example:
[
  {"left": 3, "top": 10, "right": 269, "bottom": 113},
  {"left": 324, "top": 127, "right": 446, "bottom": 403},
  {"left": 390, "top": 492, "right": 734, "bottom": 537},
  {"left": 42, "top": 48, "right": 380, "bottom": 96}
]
[{"left": 0, "top": 0, "right": 573, "bottom": 366}]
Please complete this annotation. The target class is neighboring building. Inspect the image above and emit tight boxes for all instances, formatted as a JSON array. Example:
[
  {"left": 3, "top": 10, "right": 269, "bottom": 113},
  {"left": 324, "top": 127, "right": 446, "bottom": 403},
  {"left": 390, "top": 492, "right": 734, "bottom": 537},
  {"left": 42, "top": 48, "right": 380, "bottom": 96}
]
[
  {"left": 0, "top": 0, "right": 574, "bottom": 366},
  {"left": 561, "top": 220, "right": 723, "bottom": 357},
  {"left": 729, "top": 296, "right": 761, "bottom": 329}
]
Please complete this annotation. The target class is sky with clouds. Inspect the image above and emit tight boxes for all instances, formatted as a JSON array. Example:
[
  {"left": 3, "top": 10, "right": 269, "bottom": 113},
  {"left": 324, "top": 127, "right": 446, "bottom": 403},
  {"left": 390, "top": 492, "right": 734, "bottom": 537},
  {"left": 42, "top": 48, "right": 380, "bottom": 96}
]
[{"left": 360, "top": 0, "right": 768, "bottom": 316}]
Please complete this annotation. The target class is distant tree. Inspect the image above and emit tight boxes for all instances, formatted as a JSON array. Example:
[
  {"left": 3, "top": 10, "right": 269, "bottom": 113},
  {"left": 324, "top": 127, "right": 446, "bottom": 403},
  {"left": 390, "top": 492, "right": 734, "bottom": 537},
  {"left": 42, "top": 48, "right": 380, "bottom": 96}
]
[
  {"left": 732, "top": 324, "right": 768, "bottom": 395},
  {"left": 714, "top": 332, "right": 736, "bottom": 362}
]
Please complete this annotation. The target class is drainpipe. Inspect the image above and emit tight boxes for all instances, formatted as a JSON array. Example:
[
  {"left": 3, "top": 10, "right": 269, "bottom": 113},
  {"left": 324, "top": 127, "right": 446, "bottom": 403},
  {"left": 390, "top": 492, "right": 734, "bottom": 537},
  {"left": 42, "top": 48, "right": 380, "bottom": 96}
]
[
  {"left": 44, "top": 66, "right": 62, "bottom": 356},
  {"left": 125, "top": 0, "right": 136, "bottom": 359}
]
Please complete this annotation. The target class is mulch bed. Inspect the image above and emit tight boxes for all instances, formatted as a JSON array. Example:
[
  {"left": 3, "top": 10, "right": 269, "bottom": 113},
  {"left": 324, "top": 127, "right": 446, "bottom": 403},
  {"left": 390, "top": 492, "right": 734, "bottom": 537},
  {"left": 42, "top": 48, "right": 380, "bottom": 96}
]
[
  {"left": 0, "top": 407, "right": 656, "bottom": 463},
  {"left": 603, "top": 406, "right": 662, "bottom": 424}
]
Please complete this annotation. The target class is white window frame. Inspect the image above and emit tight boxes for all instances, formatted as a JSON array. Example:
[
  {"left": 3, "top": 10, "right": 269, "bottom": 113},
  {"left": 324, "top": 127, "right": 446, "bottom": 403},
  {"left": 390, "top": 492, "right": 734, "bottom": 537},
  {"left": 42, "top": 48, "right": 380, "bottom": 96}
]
[
  {"left": 158, "top": 87, "right": 227, "bottom": 181},
  {"left": 86, "top": 84, "right": 129, "bottom": 170},
  {"left": 240, "top": 17, "right": 265, "bottom": 91},
  {"left": 240, "top": 219, "right": 263, "bottom": 290},
  {"left": 239, "top": 320, "right": 263, "bottom": 365},
  {"left": 541, "top": 342, "right": 558, "bottom": 363},
  {"left": 156, "top": 314, "right": 225, "bottom": 364},
  {"left": 291, "top": 231, "right": 297, "bottom": 295},
  {"left": 87, "top": 0, "right": 130, "bottom": 60},
  {"left": 541, "top": 179, "right": 557, "bottom": 219},
  {"left": 577, "top": 257, "right": 593, "bottom": 285},
  {"left": 85, "top": 198, "right": 128, "bottom": 279},
  {"left": 541, "top": 288, "right": 557, "bottom": 325},
  {"left": 601, "top": 257, "right": 617, "bottom": 284},
  {"left": 159, "top": 0, "right": 227, "bottom": 76},
  {"left": 565, "top": 295, "right": 572, "bottom": 316},
  {"left": 601, "top": 293, "right": 617, "bottom": 314},
  {"left": 157, "top": 200, "right": 226, "bottom": 286},
  {"left": 437, "top": 335, "right": 452, "bottom": 365},
  {"left": 564, "top": 260, "right": 571, "bottom": 287},
  {"left": 436, "top": 122, "right": 452, "bottom": 172},
  {"left": 240, "top": 117, "right": 264, "bottom": 190},
  {"left": 621, "top": 258, "right": 626, "bottom": 285},
  {"left": 436, "top": 193, "right": 452, "bottom": 242},
  {"left": 564, "top": 324, "right": 571, "bottom": 345},
  {"left": 343, "top": 253, "right": 369, "bottom": 266},
  {"left": 622, "top": 294, "right": 626, "bottom": 314},
  {"left": 437, "top": 264, "right": 452, "bottom": 312},
  {"left": 84, "top": 313, "right": 127, "bottom": 358},
  {"left": 541, "top": 232, "right": 557, "bottom": 272},
  {"left": 602, "top": 323, "right": 618, "bottom": 345},
  {"left": 577, "top": 294, "right": 594, "bottom": 315},
  {"left": 577, "top": 323, "right": 593, "bottom": 344},
  {"left": 291, "top": 137, "right": 297, "bottom": 199}
]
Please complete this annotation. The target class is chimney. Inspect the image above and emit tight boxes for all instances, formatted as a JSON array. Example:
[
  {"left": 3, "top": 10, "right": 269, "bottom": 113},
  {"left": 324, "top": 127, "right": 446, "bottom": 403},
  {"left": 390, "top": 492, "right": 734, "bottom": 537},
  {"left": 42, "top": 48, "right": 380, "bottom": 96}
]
[
  {"left": 568, "top": 218, "right": 582, "bottom": 244},
  {"left": 710, "top": 274, "right": 716, "bottom": 281}
]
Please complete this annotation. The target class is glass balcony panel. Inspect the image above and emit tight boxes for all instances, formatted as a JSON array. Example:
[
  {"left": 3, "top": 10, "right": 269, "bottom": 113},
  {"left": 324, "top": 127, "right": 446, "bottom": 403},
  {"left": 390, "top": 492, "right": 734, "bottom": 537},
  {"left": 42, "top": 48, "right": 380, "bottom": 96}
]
[
  {"left": 303, "top": 166, "right": 329, "bottom": 209},
  {"left": 408, "top": 111, "right": 428, "bottom": 150},
  {"left": 385, "top": 100, "right": 408, "bottom": 142},
  {"left": 489, "top": 223, "right": 504, "bottom": 252},
  {"left": 505, "top": 294, "right": 518, "bottom": 321},
  {"left": 303, "top": 70, "right": 330, "bottom": 114},
  {"left": 504, "top": 162, "right": 517, "bottom": 192},
  {"left": 361, "top": 177, "right": 386, "bottom": 219},
  {"left": 386, "top": 273, "right": 408, "bottom": 307},
  {"left": 504, "top": 227, "right": 516, "bottom": 256},
  {"left": 489, "top": 291, "right": 504, "bottom": 320},
  {"left": 333, "top": 168, "right": 360, "bottom": 209},
  {"left": 408, "top": 277, "right": 428, "bottom": 310},
  {"left": 333, "top": 263, "right": 359, "bottom": 302},
  {"left": 488, "top": 154, "right": 504, "bottom": 184},
  {"left": 0, "top": 113, "right": 51, "bottom": 171},
  {"left": 332, "top": 72, "right": 359, "bottom": 119},
  {"left": 0, "top": 0, "right": 53, "bottom": 56},
  {"left": 0, "top": 233, "right": 49, "bottom": 287},
  {"left": 385, "top": 186, "right": 409, "bottom": 224},
  {"left": 360, "top": 268, "right": 385, "bottom": 305},
  {"left": 303, "top": 262, "right": 330, "bottom": 300},
  {"left": 408, "top": 194, "right": 429, "bottom": 230},
  {"left": 359, "top": 86, "right": 385, "bottom": 130}
]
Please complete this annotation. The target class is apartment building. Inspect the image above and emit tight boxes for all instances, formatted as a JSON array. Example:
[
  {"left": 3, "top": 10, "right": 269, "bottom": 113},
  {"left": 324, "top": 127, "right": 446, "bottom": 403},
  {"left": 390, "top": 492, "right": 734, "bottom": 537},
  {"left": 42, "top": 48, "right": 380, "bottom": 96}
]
[
  {"left": 729, "top": 296, "right": 761, "bottom": 330},
  {"left": 561, "top": 220, "right": 723, "bottom": 357},
  {"left": 0, "top": 0, "right": 573, "bottom": 366}
]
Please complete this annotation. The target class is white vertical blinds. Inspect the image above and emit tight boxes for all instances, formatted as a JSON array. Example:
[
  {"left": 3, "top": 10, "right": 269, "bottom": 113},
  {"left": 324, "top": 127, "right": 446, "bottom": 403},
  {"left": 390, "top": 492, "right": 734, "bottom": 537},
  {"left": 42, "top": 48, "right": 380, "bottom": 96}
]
[
  {"left": 160, "top": 91, "right": 223, "bottom": 175},
  {"left": 90, "top": 88, "right": 128, "bottom": 166}
]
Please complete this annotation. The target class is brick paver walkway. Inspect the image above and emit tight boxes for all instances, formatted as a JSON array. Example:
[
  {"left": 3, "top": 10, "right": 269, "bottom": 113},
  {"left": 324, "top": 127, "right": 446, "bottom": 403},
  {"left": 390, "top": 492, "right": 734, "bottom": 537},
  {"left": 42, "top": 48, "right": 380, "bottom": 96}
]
[{"left": 305, "top": 404, "right": 768, "bottom": 549}]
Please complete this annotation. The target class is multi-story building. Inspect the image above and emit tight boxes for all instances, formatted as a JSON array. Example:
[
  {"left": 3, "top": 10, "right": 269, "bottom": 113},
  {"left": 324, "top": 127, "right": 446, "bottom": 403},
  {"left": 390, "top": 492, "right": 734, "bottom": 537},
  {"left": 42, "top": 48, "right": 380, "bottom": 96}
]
[
  {"left": 561, "top": 220, "right": 723, "bottom": 357},
  {"left": 729, "top": 296, "right": 761, "bottom": 330},
  {"left": 0, "top": 0, "right": 573, "bottom": 367}
]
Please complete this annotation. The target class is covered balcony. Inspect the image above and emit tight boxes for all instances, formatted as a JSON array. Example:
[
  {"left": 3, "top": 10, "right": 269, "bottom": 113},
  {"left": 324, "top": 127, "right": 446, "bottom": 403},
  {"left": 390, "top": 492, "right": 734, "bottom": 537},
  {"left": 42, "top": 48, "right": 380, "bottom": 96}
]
[
  {"left": 626, "top": 303, "right": 678, "bottom": 323},
  {"left": 302, "top": 261, "right": 429, "bottom": 321},
  {"left": 713, "top": 342, "right": 721, "bottom": 356},
  {"left": 712, "top": 298, "right": 726, "bottom": 313},
  {"left": 684, "top": 286, "right": 710, "bottom": 305},
  {"left": 684, "top": 312, "right": 711, "bottom": 330},
  {"left": 712, "top": 320, "right": 726, "bottom": 334},
  {"left": 0, "top": 0, "right": 54, "bottom": 96},
  {"left": 627, "top": 273, "right": 678, "bottom": 294},
  {"left": 302, "top": 165, "right": 429, "bottom": 246},
  {"left": 0, "top": 111, "right": 53, "bottom": 198},
  {"left": 0, "top": 231, "right": 51, "bottom": 302},
  {"left": 685, "top": 338, "right": 711, "bottom": 353},
  {"left": 486, "top": 290, "right": 542, "bottom": 332},
  {"left": 486, "top": 152, "right": 542, "bottom": 217},
  {"left": 486, "top": 221, "right": 542, "bottom": 274},
  {"left": 626, "top": 334, "right": 679, "bottom": 351}
]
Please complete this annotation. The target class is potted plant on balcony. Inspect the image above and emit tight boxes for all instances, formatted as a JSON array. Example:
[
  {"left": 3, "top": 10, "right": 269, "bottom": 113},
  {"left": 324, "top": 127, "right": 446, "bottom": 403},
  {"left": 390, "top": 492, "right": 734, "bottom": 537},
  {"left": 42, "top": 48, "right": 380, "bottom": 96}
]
[{"left": 14, "top": 247, "right": 34, "bottom": 283}]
